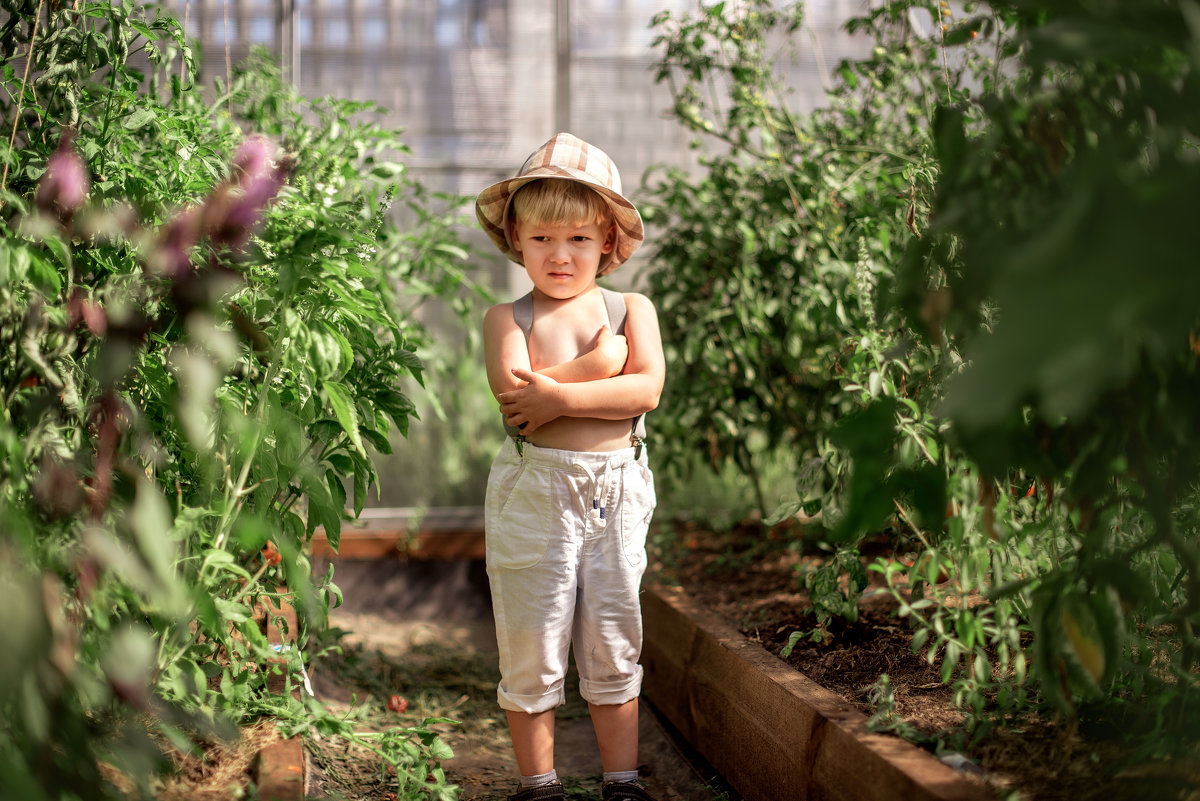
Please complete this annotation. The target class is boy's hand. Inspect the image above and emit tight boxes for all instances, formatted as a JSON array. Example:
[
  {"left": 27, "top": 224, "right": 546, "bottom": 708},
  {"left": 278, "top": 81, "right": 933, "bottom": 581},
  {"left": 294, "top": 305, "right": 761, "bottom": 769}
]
[
  {"left": 530, "top": 325, "right": 627, "bottom": 386},
  {"left": 498, "top": 369, "right": 564, "bottom": 433},
  {"left": 591, "top": 325, "right": 628, "bottom": 377}
]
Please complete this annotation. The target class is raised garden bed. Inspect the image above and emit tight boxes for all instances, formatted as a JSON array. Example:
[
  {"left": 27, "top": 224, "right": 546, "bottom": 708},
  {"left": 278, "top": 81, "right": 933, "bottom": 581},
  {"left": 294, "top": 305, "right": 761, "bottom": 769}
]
[
  {"left": 649, "top": 525, "right": 1200, "bottom": 801},
  {"left": 311, "top": 507, "right": 486, "bottom": 561},
  {"left": 640, "top": 583, "right": 993, "bottom": 801}
]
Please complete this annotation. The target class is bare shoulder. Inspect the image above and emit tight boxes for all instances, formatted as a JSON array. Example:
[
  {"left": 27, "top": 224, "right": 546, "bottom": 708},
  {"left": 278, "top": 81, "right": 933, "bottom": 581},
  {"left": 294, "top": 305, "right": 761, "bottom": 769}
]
[
  {"left": 621, "top": 291, "right": 659, "bottom": 316},
  {"left": 621, "top": 292, "right": 661, "bottom": 334},
  {"left": 483, "top": 301, "right": 516, "bottom": 332},
  {"left": 620, "top": 291, "right": 664, "bottom": 375}
]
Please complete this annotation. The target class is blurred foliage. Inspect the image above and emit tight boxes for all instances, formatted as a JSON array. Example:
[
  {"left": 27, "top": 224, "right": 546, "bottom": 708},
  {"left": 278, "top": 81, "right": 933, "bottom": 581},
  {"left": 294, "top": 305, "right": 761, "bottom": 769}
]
[
  {"left": 648, "top": 0, "right": 1200, "bottom": 754},
  {"left": 897, "top": 0, "right": 1200, "bottom": 728},
  {"left": 0, "top": 2, "right": 475, "bottom": 798}
]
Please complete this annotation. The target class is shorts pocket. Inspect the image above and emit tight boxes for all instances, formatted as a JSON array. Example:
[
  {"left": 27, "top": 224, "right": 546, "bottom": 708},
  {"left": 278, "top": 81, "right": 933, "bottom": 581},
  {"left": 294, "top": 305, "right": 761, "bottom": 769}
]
[
  {"left": 484, "top": 454, "right": 523, "bottom": 522},
  {"left": 486, "top": 460, "right": 552, "bottom": 570},
  {"left": 619, "top": 461, "right": 656, "bottom": 569}
]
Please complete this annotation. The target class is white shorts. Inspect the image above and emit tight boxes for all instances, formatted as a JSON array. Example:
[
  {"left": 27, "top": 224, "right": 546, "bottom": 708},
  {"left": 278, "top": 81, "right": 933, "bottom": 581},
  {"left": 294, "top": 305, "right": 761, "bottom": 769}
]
[{"left": 484, "top": 437, "right": 656, "bottom": 714}]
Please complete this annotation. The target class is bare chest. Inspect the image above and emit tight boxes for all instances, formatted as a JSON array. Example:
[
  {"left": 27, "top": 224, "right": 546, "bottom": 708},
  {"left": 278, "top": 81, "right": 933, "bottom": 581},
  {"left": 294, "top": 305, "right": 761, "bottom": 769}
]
[{"left": 526, "top": 296, "right": 610, "bottom": 370}]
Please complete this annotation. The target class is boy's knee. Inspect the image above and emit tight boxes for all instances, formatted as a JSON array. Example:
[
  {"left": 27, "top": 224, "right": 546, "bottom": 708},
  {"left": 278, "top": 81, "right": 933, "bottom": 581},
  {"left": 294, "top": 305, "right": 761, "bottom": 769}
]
[
  {"left": 578, "top": 666, "right": 642, "bottom": 707},
  {"left": 498, "top": 683, "right": 566, "bottom": 715}
]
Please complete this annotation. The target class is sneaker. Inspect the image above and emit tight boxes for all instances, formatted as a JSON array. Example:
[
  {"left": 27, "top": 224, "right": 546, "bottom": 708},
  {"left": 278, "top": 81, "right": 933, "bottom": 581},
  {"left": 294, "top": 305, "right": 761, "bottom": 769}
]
[
  {"left": 601, "top": 780, "right": 657, "bottom": 801},
  {"left": 508, "top": 781, "right": 566, "bottom": 801}
]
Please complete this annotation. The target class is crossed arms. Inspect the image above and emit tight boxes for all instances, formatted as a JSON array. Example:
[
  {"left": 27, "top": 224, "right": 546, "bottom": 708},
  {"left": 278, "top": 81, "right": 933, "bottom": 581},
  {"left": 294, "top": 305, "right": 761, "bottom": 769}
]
[{"left": 483, "top": 292, "right": 665, "bottom": 434}]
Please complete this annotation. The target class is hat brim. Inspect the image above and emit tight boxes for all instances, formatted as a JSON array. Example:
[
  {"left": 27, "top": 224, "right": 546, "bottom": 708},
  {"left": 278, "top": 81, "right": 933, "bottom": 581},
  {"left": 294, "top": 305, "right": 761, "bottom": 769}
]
[{"left": 475, "top": 166, "right": 643, "bottom": 276}]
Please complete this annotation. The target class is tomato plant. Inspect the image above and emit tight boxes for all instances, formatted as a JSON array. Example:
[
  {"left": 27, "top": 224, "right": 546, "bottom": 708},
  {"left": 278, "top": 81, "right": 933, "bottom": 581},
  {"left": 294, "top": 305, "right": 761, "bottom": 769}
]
[
  {"left": 648, "top": 0, "right": 1200, "bottom": 753},
  {"left": 0, "top": 3, "right": 474, "bottom": 798},
  {"left": 897, "top": 0, "right": 1200, "bottom": 733}
]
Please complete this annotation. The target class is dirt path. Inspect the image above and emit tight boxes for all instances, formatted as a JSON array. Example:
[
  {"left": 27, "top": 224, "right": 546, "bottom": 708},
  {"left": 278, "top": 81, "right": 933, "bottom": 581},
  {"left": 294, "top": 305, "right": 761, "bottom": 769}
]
[{"left": 308, "top": 559, "right": 734, "bottom": 801}]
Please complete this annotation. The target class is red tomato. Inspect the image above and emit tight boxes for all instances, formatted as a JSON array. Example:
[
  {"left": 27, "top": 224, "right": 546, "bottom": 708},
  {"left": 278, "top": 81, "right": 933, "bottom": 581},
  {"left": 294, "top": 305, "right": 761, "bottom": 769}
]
[{"left": 262, "top": 541, "right": 282, "bottom": 566}]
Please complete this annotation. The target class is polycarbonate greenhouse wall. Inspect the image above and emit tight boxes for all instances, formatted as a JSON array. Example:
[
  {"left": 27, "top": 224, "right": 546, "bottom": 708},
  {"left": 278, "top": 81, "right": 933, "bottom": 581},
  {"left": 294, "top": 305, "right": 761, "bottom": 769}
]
[{"left": 161, "top": 0, "right": 870, "bottom": 288}]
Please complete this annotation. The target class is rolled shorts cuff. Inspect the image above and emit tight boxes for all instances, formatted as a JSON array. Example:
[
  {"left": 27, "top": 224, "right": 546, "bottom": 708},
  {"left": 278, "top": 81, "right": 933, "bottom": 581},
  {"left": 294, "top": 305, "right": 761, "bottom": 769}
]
[
  {"left": 497, "top": 685, "right": 567, "bottom": 715},
  {"left": 579, "top": 666, "right": 643, "bottom": 707}
]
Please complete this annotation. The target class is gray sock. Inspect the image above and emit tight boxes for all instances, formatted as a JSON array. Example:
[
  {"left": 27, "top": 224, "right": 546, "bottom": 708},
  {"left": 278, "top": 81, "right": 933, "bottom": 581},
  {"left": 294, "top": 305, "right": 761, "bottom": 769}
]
[
  {"left": 520, "top": 769, "right": 558, "bottom": 788},
  {"left": 602, "top": 770, "right": 639, "bottom": 785}
]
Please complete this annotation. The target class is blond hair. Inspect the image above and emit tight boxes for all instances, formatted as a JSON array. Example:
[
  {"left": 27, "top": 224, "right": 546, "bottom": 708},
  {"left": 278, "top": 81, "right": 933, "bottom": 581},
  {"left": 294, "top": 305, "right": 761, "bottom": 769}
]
[{"left": 509, "top": 178, "right": 612, "bottom": 232}]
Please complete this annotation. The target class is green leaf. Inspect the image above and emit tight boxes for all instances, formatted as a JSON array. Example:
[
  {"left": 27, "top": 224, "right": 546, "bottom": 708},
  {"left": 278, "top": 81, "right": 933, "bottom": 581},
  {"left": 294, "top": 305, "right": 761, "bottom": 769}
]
[
  {"left": 368, "top": 163, "right": 407, "bottom": 179},
  {"left": 26, "top": 251, "right": 62, "bottom": 296},
  {"left": 780, "top": 630, "right": 805, "bottom": 658},
  {"left": 432, "top": 242, "right": 468, "bottom": 261},
  {"left": 359, "top": 425, "right": 391, "bottom": 454},
  {"left": 214, "top": 598, "right": 252, "bottom": 623},
  {"left": 323, "top": 381, "right": 366, "bottom": 457},
  {"left": 941, "top": 640, "right": 962, "bottom": 684},
  {"left": 128, "top": 20, "right": 155, "bottom": 39},
  {"left": 325, "top": 453, "right": 354, "bottom": 474},
  {"left": 326, "top": 468, "right": 347, "bottom": 515},
  {"left": 313, "top": 497, "right": 341, "bottom": 548},
  {"left": 1061, "top": 594, "right": 1105, "bottom": 690},
  {"left": 765, "top": 498, "right": 804, "bottom": 526},
  {"left": 202, "top": 549, "right": 251, "bottom": 579},
  {"left": 123, "top": 108, "right": 157, "bottom": 130}
]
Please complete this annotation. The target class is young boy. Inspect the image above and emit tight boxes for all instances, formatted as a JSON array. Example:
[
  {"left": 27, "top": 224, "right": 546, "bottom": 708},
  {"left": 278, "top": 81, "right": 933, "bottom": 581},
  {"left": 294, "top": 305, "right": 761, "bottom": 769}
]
[{"left": 476, "top": 133, "right": 665, "bottom": 801}]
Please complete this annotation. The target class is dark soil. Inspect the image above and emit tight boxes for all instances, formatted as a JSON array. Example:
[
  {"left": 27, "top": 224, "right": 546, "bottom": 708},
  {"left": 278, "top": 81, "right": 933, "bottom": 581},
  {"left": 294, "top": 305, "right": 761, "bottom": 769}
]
[{"left": 648, "top": 521, "right": 1200, "bottom": 801}]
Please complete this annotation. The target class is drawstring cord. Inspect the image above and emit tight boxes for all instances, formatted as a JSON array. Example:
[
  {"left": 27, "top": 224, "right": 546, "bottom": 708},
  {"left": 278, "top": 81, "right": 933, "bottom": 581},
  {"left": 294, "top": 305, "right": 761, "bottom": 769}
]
[
  {"left": 571, "top": 459, "right": 614, "bottom": 526},
  {"left": 513, "top": 438, "right": 640, "bottom": 527}
]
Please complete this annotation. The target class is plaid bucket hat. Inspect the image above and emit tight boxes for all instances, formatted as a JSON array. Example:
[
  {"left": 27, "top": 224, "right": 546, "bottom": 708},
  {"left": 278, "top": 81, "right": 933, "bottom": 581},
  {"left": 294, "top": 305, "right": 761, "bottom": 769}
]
[{"left": 475, "top": 133, "right": 644, "bottom": 276}]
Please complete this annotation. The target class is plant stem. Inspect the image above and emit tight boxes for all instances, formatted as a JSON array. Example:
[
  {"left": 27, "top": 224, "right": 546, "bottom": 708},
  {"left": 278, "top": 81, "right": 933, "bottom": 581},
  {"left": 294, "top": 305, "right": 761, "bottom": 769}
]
[
  {"left": 180, "top": 0, "right": 190, "bottom": 87},
  {"left": 231, "top": 558, "right": 271, "bottom": 605},
  {"left": 97, "top": 13, "right": 123, "bottom": 185},
  {"left": 214, "top": 361, "right": 279, "bottom": 550},
  {"left": 0, "top": 0, "right": 46, "bottom": 205}
]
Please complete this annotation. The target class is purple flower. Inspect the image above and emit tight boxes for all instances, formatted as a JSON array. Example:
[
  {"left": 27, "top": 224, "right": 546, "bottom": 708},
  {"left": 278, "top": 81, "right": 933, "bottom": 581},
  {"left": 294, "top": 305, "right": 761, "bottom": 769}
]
[
  {"left": 224, "top": 166, "right": 287, "bottom": 231},
  {"left": 36, "top": 133, "right": 89, "bottom": 218},
  {"left": 153, "top": 205, "right": 200, "bottom": 278},
  {"left": 206, "top": 145, "right": 291, "bottom": 250},
  {"left": 231, "top": 136, "right": 273, "bottom": 186}
]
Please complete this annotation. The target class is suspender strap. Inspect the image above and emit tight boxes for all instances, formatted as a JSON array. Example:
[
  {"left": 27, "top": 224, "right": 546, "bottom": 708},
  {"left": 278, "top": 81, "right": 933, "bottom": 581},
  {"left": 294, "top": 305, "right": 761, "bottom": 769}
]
[
  {"left": 602, "top": 288, "right": 626, "bottom": 335},
  {"left": 596, "top": 289, "right": 649, "bottom": 449},
  {"left": 506, "top": 289, "right": 648, "bottom": 448},
  {"left": 513, "top": 291, "right": 534, "bottom": 338}
]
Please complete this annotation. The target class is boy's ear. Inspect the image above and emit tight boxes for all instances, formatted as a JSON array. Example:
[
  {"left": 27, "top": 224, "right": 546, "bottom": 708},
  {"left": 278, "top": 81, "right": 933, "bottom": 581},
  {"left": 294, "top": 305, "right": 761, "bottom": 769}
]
[
  {"left": 602, "top": 222, "right": 616, "bottom": 254},
  {"left": 509, "top": 219, "right": 522, "bottom": 252}
]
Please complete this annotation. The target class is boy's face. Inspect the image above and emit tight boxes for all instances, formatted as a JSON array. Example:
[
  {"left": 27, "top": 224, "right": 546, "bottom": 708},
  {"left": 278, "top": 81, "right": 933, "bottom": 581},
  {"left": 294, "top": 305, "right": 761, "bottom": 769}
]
[{"left": 511, "top": 217, "right": 616, "bottom": 299}]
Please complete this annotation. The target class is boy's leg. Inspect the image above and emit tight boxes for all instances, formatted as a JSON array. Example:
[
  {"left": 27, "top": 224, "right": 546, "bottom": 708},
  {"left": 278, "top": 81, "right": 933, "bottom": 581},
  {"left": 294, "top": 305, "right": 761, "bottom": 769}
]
[
  {"left": 574, "top": 456, "right": 656, "bottom": 780},
  {"left": 507, "top": 709, "right": 556, "bottom": 776},
  {"left": 484, "top": 441, "right": 583, "bottom": 797},
  {"left": 587, "top": 699, "right": 639, "bottom": 773}
]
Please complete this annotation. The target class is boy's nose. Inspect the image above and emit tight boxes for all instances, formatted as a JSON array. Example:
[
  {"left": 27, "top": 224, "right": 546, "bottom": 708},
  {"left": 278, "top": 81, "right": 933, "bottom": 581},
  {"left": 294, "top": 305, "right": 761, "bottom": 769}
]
[{"left": 549, "top": 242, "right": 570, "bottom": 263}]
